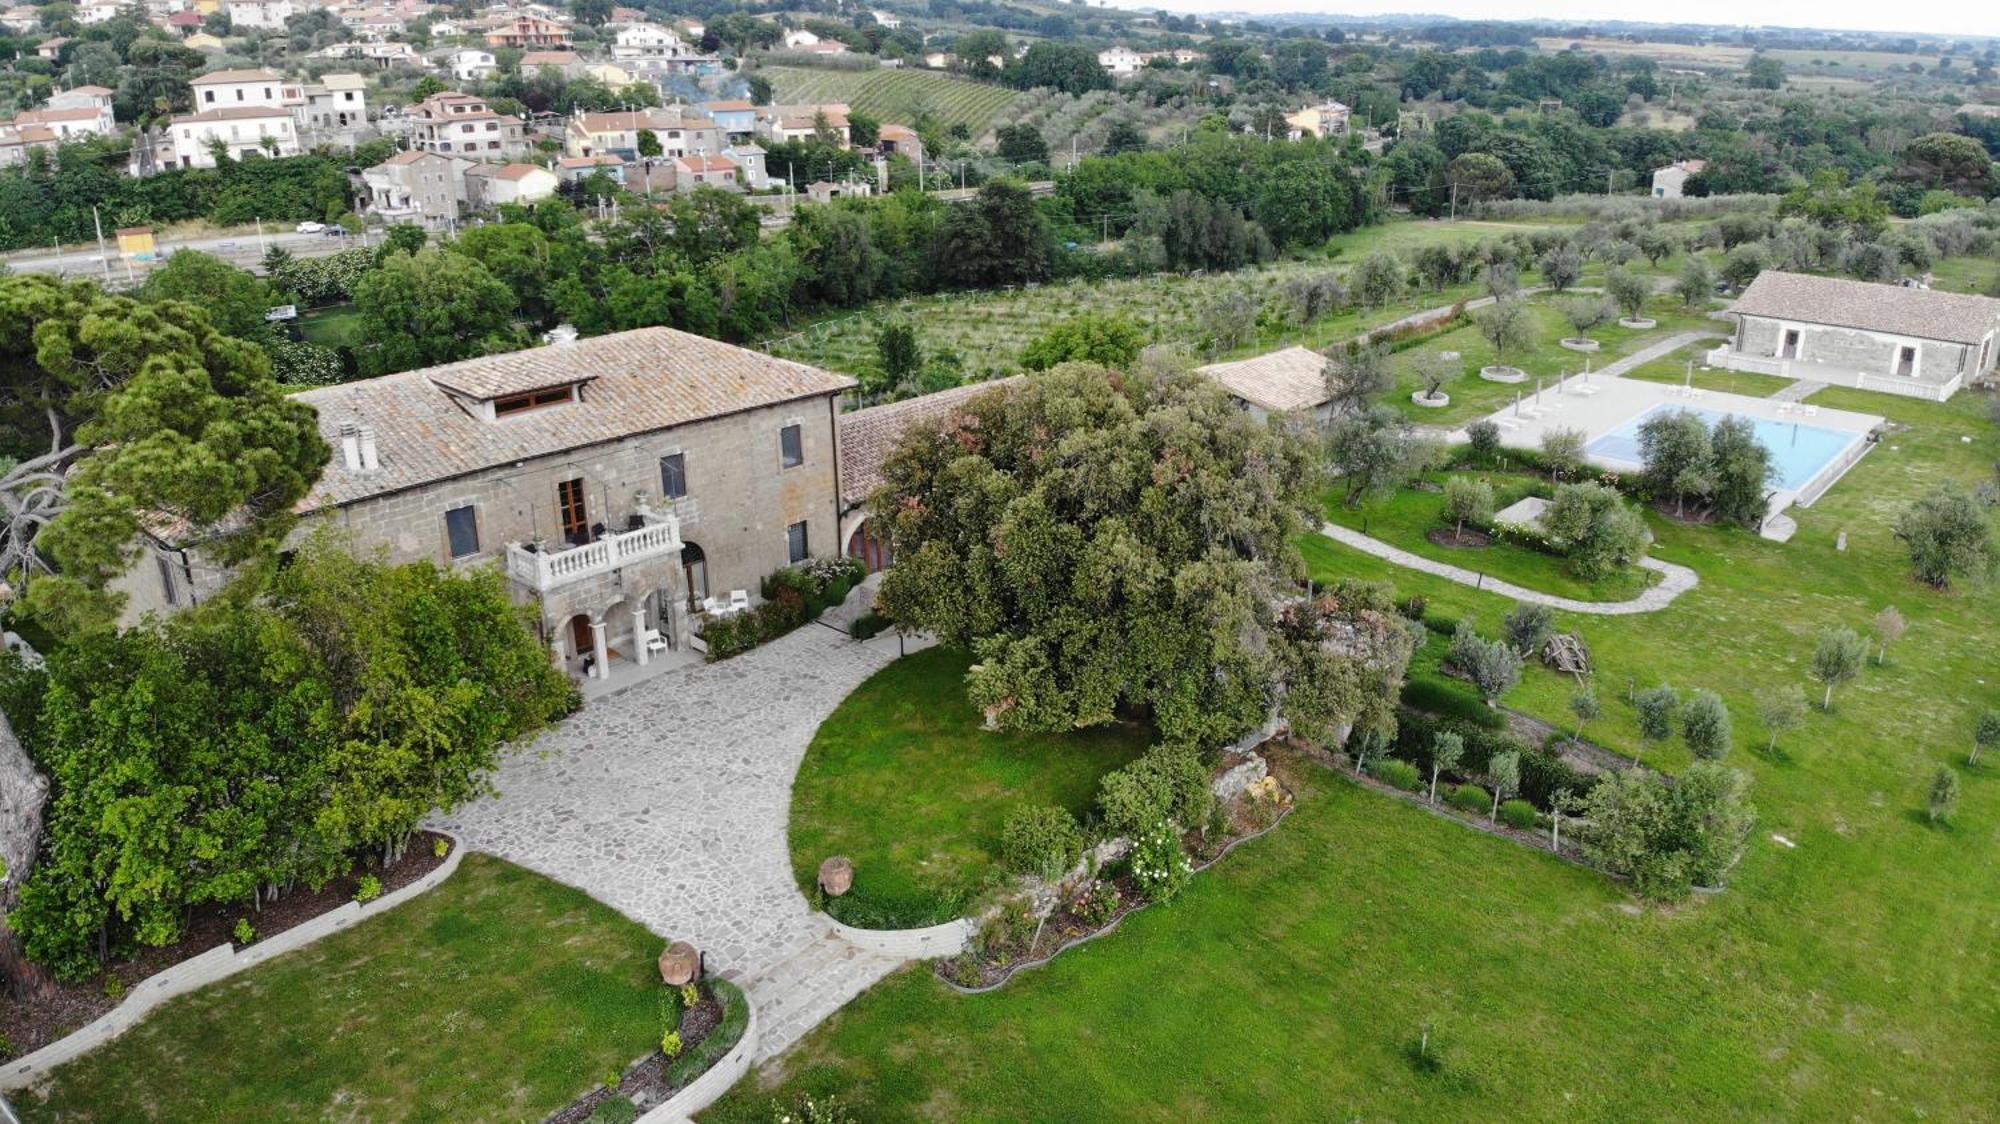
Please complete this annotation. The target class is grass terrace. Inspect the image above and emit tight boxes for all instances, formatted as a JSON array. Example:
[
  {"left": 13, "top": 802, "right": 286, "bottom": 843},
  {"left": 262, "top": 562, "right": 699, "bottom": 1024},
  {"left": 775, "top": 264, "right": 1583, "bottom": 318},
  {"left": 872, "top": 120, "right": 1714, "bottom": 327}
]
[
  {"left": 1620, "top": 342, "right": 1795, "bottom": 398},
  {"left": 788, "top": 647, "right": 1153, "bottom": 928},
  {"left": 23, "top": 856, "right": 667, "bottom": 1123},
  {"left": 708, "top": 386, "right": 2000, "bottom": 1121}
]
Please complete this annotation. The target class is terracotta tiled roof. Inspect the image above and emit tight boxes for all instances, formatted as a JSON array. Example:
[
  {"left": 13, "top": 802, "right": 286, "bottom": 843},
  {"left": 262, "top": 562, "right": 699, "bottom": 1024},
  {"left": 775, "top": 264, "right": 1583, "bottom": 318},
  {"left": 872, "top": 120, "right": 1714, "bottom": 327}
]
[
  {"left": 66, "top": 84, "right": 113, "bottom": 94},
  {"left": 15, "top": 107, "right": 103, "bottom": 123},
  {"left": 1196, "top": 346, "right": 1330, "bottom": 414},
  {"left": 1730, "top": 271, "right": 2000, "bottom": 347},
  {"left": 464, "top": 162, "right": 545, "bottom": 181},
  {"left": 704, "top": 99, "right": 753, "bottom": 111},
  {"left": 294, "top": 328, "right": 855, "bottom": 509},
  {"left": 836, "top": 378, "right": 1023, "bottom": 509},
  {"left": 675, "top": 154, "right": 734, "bottom": 173},
  {"left": 192, "top": 67, "right": 281, "bottom": 83}
]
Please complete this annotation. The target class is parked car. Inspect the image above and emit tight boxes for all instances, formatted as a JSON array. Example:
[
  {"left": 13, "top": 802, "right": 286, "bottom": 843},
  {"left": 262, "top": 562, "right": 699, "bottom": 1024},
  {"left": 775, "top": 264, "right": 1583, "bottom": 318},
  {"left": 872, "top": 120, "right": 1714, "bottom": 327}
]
[
  {"left": 295, "top": 221, "right": 326, "bottom": 234},
  {"left": 323, "top": 226, "right": 349, "bottom": 237}
]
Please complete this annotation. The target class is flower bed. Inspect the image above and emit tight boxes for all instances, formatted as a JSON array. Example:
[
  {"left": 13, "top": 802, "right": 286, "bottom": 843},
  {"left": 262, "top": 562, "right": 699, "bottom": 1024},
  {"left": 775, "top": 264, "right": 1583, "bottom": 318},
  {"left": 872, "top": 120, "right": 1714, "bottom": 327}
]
[
  {"left": 546, "top": 977, "right": 748, "bottom": 1124},
  {"left": 936, "top": 761, "right": 1294, "bottom": 993}
]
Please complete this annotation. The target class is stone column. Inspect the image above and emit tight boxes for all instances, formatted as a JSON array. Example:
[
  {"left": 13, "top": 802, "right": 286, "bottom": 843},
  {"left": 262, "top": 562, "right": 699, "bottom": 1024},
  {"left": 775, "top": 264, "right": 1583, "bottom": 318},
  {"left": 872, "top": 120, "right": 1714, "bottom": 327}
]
[
  {"left": 548, "top": 635, "right": 565, "bottom": 668},
  {"left": 590, "top": 618, "right": 610, "bottom": 680},
  {"left": 632, "top": 604, "right": 649, "bottom": 667}
]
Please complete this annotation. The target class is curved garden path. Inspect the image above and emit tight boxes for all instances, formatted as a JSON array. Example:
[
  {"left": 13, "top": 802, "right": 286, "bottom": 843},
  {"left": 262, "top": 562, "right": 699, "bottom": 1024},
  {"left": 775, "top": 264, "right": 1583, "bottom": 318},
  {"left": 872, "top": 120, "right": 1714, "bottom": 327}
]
[
  {"left": 1319, "top": 522, "right": 1699, "bottom": 614},
  {"left": 432, "top": 621, "right": 930, "bottom": 1064}
]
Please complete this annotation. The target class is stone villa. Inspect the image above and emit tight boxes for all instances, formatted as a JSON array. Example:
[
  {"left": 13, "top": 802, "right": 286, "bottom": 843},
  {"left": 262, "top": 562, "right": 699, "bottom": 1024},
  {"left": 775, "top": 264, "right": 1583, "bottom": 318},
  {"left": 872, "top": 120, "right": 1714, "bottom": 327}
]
[
  {"left": 1707, "top": 271, "right": 2000, "bottom": 401},
  {"left": 123, "top": 329, "right": 856, "bottom": 680}
]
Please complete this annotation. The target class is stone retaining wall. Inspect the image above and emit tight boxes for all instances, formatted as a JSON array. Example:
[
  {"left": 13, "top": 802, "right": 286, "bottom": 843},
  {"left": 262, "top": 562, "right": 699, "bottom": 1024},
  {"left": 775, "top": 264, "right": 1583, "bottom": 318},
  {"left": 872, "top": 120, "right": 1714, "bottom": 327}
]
[
  {"left": 1, "top": 834, "right": 468, "bottom": 1093},
  {"left": 636, "top": 998, "right": 761, "bottom": 1124}
]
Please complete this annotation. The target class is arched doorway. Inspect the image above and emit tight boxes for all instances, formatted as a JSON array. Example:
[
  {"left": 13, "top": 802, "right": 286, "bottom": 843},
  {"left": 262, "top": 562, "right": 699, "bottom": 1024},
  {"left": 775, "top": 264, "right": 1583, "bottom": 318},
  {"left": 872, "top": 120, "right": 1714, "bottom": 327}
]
[
  {"left": 567, "top": 613, "right": 593, "bottom": 657},
  {"left": 682, "top": 541, "right": 708, "bottom": 611},
  {"left": 846, "top": 519, "right": 892, "bottom": 574}
]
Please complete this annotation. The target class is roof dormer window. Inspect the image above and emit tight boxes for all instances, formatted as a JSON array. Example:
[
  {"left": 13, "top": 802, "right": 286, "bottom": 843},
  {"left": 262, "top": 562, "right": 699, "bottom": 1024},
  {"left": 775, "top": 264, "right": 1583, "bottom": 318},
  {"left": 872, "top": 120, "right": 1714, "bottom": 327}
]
[{"left": 492, "top": 385, "right": 576, "bottom": 416}]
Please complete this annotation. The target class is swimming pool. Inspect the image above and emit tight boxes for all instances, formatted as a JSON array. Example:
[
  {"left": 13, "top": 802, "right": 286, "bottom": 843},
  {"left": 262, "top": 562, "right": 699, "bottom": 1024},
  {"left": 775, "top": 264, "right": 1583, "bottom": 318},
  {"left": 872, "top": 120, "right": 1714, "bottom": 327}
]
[{"left": 1584, "top": 405, "right": 1865, "bottom": 493}]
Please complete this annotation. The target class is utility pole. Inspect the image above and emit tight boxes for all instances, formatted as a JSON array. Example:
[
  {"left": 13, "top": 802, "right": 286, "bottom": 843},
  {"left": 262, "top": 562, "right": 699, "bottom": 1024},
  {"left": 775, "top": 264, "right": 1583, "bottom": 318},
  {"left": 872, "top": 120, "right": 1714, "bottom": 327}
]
[
  {"left": 1448, "top": 180, "right": 1458, "bottom": 222},
  {"left": 91, "top": 205, "right": 111, "bottom": 280},
  {"left": 1606, "top": 169, "right": 1615, "bottom": 196}
]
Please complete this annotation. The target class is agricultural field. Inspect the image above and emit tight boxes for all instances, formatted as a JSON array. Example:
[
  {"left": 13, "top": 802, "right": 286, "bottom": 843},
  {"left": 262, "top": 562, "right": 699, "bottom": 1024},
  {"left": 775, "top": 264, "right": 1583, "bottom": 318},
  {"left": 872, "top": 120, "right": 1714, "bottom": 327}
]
[
  {"left": 1531, "top": 37, "right": 1940, "bottom": 75},
  {"left": 759, "top": 65, "right": 1021, "bottom": 137}
]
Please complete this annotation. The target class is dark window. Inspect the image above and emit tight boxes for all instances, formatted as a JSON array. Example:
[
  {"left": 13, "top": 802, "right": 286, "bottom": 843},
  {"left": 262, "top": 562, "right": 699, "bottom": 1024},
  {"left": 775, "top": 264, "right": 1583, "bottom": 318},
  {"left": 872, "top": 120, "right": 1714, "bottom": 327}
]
[
  {"left": 493, "top": 385, "right": 574, "bottom": 416},
  {"left": 445, "top": 505, "right": 480, "bottom": 557},
  {"left": 660, "top": 453, "right": 687, "bottom": 498},
  {"left": 787, "top": 520, "right": 809, "bottom": 564},
  {"left": 156, "top": 555, "right": 179, "bottom": 606},
  {"left": 780, "top": 423, "right": 803, "bottom": 468}
]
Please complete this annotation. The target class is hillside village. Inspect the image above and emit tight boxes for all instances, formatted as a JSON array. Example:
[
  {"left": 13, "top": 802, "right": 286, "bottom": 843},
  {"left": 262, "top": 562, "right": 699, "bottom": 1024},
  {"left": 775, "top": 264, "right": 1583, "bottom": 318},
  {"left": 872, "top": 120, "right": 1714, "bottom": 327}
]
[{"left": 0, "top": 3, "right": 1998, "bottom": 1122}]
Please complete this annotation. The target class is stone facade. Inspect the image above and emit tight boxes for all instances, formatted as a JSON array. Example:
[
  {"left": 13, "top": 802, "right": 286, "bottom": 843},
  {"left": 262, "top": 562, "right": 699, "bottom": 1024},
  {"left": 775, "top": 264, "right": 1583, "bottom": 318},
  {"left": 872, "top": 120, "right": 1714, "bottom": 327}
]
[{"left": 1736, "top": 315, "right": 1988, "bottom": 388}]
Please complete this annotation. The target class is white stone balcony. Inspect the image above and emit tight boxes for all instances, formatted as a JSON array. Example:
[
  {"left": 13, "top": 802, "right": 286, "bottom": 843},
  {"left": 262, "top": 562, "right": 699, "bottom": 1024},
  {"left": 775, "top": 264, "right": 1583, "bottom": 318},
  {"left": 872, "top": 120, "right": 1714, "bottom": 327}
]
[{"left": 506, "top": 511, "right": 682, "bottom": 593}]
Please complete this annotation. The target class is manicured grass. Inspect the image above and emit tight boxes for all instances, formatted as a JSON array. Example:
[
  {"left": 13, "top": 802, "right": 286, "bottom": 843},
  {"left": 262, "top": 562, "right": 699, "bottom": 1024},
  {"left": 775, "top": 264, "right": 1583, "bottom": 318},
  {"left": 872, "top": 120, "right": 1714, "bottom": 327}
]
[
  {"left": 25, "top": 855, "right": 665, "bottom": 1123},
  {"left": 708, "top": 388, "right": 2000, "bottom": 1121},
  {"left": 1622, "top": 343, "right": 1794, "bottom": 398},
  {"left": 1384, "top": 293, "right": 1722, "bottom": 425},
  {"left": 1321, "top": 471, "right": 1660, "bottom": 603},
  {"left": 788, "top": 647, "right": 1152, "bottom": 928},
  {"left": 296, "top": 303, "right": 362, "bottom": 349}
]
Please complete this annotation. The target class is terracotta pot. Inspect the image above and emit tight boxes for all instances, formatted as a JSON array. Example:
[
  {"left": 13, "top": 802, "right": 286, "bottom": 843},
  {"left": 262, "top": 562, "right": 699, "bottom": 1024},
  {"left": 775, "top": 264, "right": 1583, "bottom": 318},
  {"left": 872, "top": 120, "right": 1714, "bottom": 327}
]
[
  {"left": 818, "top": 855, "right": 854, "bottom": 897},
  {"left": 658, "top": 940, "right": 700, "bottom": 986}
]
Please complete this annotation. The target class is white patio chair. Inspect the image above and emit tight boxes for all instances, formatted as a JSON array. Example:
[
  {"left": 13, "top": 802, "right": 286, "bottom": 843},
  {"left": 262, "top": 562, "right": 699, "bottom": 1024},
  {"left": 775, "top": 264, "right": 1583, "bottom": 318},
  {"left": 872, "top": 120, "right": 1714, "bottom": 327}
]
[
  {"left": 643, "top": 628, "right": 668, "bottom": 654},
  {"left": 728, "top": 589, "right": 751, "bottom": 614},
  {"left": 700, "top": 595, "right": 725, "bottom": 616}
]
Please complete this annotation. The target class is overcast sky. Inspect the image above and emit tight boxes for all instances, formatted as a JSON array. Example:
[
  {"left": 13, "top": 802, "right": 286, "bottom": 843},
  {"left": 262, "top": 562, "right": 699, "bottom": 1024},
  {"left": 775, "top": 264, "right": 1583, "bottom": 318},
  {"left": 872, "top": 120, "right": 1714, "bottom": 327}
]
[{"left": 1097, "top": 0, "right": 1998, "bottom": 39}]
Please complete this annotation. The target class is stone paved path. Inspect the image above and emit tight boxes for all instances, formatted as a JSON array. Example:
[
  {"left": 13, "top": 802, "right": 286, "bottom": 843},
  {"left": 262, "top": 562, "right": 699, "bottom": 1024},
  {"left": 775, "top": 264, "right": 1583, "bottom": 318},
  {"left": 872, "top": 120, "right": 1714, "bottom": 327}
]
[
  {"left": 432, "top": 621, "right": 920, "bottom": 1062},
  {"left": 1771, "top": 378, "right": 1826, "bottom": 403},
  {"left": 1590, "top": 330, "right": 1717, "bottom": 379},
  {"left": 1319, "top": 522, "right": 1698, "bottom": 615}
]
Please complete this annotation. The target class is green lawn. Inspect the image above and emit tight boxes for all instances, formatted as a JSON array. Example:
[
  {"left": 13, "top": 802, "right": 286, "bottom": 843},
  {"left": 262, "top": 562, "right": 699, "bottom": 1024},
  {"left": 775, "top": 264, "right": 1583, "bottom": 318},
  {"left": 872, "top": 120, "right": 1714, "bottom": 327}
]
[
  {"left": 1321, "top": 471, "right": 1661, "bottom": 603},
  {"left": 788, "top": 647, "right": 1152, "bottom": 928},
  {"left": 25, "top": 855, "right": 665, "bottom": 1123},
  {"left": 1621, "top": 342, "right": 1794, "bottom": 398},
  {"left": 296, "top": 303, "right": 362, "bottom": 349},
  {"left": 707, "top": 388, "right": 2000, "bottom": 1121}
]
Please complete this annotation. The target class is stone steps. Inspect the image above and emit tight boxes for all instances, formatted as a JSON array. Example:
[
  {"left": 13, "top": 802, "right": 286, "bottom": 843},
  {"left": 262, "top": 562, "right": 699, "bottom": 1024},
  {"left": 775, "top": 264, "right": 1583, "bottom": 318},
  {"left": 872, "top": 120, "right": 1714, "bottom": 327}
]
[{"left": 736, "top": 924, "right": 904, "bottom": 1063}]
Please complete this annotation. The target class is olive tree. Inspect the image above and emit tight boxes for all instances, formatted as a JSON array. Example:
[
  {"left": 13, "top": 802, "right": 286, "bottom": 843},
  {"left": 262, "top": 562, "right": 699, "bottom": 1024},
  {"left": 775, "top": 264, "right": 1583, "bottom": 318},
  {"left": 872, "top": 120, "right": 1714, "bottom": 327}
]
[
  {"left": 1486, "top": 750, "right": 1520, "bottom": 821},
  {"left": 1971, "top": 710, "right": 2000, "bottom": 767},
  {"left": 1569, "top": 689, "right": 1601, "bottom": 744},
  {"left": 1441, "top": 475, "right": 1494, "bottom": 537},
  {"left": 1540, "top": 427, "right": 1587, "bottom": 481},
  {"left": 1811, "top": 627, "right": 1868, "bottom": 710},
  {"left": 1893, "top": 486, "right": 1995, "bottom": 589},
  {"left": 1502, "top": 601, "right": 1554, "bottom": 657},
  {"left": 1872, "top": 606, "right": 1906, "bottom": 666},
  {"left": 1756, "top": 684, "right": 1808, "bottom": 754},
  {"left": 1927, "top": 765, "right": 1960, "bottom": 824},
  {"left": 1428, "top": 729, "right": 1463, "bottom": 805},
  {"left": 1449, "top": 624, "right": 1523, "bottom": 706},
  {"left": 1476, "top": 297, "right": 1535, "bottom": 367},
  {"left": 1681, "top": 689, "right": 1733, "bottom": 760},
  {"left": 1635, "top": 685, "right": 1679, "bottom": 747},
  {"left": 1605, "top": 266, "right": 1652, "bottom": 321},
  {"left": 1538, "top": 244, "right": 1584, "bottom": 293}
]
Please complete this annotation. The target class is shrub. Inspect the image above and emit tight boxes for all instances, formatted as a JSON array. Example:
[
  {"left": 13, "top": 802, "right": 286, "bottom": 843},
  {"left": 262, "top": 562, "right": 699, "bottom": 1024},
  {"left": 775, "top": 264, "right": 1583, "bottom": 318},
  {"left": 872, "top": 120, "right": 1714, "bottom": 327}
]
[
  {"left": 1097, "top": 745, "right": 1214, "bottom": 837},
  {"left": 1446, "top": 623, "right": 1523, "bottom": 705},
  {"left": 998, "top": 804, "right": 1085, "bottom": 879},
  {"left": 661, "top": 1030, "right": 683, "bottom": 1058},
  {"left": 587, "top": 1097, "right": 639, "bottom": 1124},
  {"left": 1370, "top": 757, "right": 1424, "bottom": 792},
  {"left": 1449, "top": 784, "right": 1491, "bottom": 814},
  {"left": 849, "top": 611, "right": 891, "bottom": 641},
  {"left": 1395, "top": 594, "right": 1428, "bottom": 622},
  {"left": 434, "top": 836, "right": 450, "bottom": 859},
  {"left": 1498, "top": 798, "right": 1539, "bottom": 830},
  {"left": 355, "top": 874, "right": 383, "bottom": 903},
  {"left": 1066, "top": 878, "right": 1122, "bottom": 927},
  {"left": 1129, "top": 817, "right": 1193, "bottom": 902},
  {"left": 1441, "top": 476, "right": 1494, "bottom": 536},
  {"left": 1501, "top": 602, "right": 1554, "bottom": 657},
  {"left": 1928, "top": 766, "right": 1961, "bottom": 823},
  {"left": 1681, "top": 690, "right": 1733, "bottom": 759},
  {"left": 232, "top": 917, "right": 256, "bottom": 945},
  {"left": 1635, "top": 685, "right": 1680, "bottom": 743},
  {"left": 1465, "top": 420, "right": 1503, "bottom": 465}
]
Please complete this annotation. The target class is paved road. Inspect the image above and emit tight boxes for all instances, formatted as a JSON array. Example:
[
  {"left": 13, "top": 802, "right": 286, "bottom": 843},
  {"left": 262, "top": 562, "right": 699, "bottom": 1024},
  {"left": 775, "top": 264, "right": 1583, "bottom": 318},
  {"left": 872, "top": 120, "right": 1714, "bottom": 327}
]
[{"left": 4, "top": 227, "right": 368, "bottom": 283}]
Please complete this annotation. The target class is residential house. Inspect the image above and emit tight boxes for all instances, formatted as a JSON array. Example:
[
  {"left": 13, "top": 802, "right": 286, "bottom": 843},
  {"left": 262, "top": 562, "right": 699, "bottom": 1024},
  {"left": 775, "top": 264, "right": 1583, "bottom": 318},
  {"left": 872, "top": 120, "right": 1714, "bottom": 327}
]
[
  {"left": 361, "top": 149, "right": 469, "bottom": 227},
  {"left": 723, "top": 142, "right": 769, "bottom": 189},
  {"left": 10, "top": 106, "right": 114, "bottom": 140},
  {"left": 794, "top": 41, "right": 848, "bottom": 57},
  {"left": 0, "top": 125, "right": 59, "bottom": 168},
  {"left": 1195, "top": 346, "right": 1335, "bottom": 427},
  {"left": 168, "top": 105, "right": 299, "bottom": 166},
  {"left": 518, "top": 49, "right": 589, "bottom": 79},
  {"left": 34, "top": 38, "right": 71, "bottom": 61},
  {"left": 555, "top": 152, "right": 625, "bottom": 185},
  {"left": 292, "top": 72, "right": 368, "bottom": 134},
  {"left": 869, "top": 9, "right": 900, "bottom": 28},
  {"left": 780, "top": 28, "right": 819, "bottom": 48},
  {"left": 440, "top": 47, "right": 498, "bottom": 82},
  {"left": 121, "top": 329, "right": 858, "bottom": 676},
  {"left": 755, "top": 104, "right": 848, "bottom": 144},
  {"left": 74, "top": 1, "right": 121, "bottom": 24},
  {"left": 587, "top": 63, "right": 635, "bottom": 88},
  {"left": 47, "top": 85, "right": 115, "bottom": 121},
  {"left": 317, "top": 41, "right": 422, "bottom": 68},
  {"left": 566, "top": 107, "right": 721, "bottom": 160},
  {"left": 485, "top": 13, "right": 570, "bottom": 49},
  {"left": 701, "top": 99, "right": 755, "bottom": 141},
  {"left": 223, "top": 0, "right": 292, "bottom": 29},
  {"left": 184, "top": 31, "right": 225, "bottom": 50},
  {"left": 462, "top": 161, "right": 558, "bottom": 208},
  {"left": 672, "top": 153, "right": 737, "bottom": 192},
  {"left": 190, "top": 68, "right": 284, "bottom": 110},
  {"left": 1284, "top": 100, "right": 1351, "bottom": 140},
  {"left": 1098, "top": 45, "right": 1144, "bottom": 76},
  {"left": 875, "top": 123, "right": 921, "bottom": 163},
  {"left": 806, "top": 179, "right": 870, "bottom": 203},
  {"left": 1649, "top": 158, "right": 1707, "bottom": 199},
  {"left": 1708, "top": 271, "right": 2000, "bottom": 400},
  {"left": 0, "top": 7, "right": 39, "bottom": 33},
  {"left": 612, "top": 22, "right": 679, "bottom": 58},
  {"left": 165, "top": 10, "right": 206, "bottom": 34},
  {"left": 406, "top": 91, "right": 529, "bottom": 161}
]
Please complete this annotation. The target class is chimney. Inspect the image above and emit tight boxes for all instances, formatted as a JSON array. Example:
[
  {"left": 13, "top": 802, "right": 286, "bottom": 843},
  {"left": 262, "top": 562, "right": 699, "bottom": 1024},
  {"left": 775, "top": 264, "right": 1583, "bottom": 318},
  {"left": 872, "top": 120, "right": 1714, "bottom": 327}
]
[
  {"left": 545, "top": 323, "right": 579, "bottom": 346},
  {"left": 339, "top": 422, "right": 362, "bottom": 470},
  {"left": 356, "top": 425, "right": 380, "bottom": 471}
]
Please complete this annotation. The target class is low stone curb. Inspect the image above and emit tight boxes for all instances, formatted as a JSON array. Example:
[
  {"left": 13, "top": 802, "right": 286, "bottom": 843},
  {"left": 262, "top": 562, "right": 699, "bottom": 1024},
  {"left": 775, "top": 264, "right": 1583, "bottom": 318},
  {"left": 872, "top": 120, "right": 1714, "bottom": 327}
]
[
  {"left": 1, "top": 832, "right": 469, "bottom": 1093},
  {"left": 635, "top": 993, "right": 761, "bottom": 1124},
  {"left": 937, "top": 805, "right": 1294, "bottom": 997},
  {"left": 823, "top": 915, "right": 972, "bottom": 959},
  {"left": 1319, "top": 523, "right": 1699, "bottom": 616}
]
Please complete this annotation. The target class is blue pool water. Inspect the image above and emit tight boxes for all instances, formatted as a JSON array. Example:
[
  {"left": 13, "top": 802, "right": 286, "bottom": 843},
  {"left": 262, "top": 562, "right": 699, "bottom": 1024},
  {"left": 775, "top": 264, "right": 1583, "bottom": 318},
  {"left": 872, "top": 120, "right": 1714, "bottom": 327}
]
[{"left": 1585, "top": 405, "right": 1861, "bottom": 493}]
